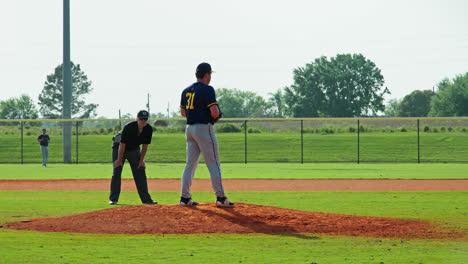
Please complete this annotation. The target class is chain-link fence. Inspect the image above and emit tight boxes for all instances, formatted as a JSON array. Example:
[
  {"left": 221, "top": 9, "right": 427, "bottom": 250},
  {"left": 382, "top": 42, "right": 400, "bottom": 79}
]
[{"left": 1, "top": 118, "right": 467, "bottom": 164}]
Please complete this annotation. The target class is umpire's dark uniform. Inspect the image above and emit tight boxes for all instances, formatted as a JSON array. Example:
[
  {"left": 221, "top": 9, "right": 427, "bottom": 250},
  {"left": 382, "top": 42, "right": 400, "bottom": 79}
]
[{"left": 109, "top": 120, "right": 155, "bottom": 204}]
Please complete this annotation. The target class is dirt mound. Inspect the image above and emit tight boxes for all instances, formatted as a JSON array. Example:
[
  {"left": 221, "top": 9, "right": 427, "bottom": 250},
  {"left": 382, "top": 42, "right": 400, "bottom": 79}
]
[{"left": 2, "top": 203, "right": 463, "bottom": 239}]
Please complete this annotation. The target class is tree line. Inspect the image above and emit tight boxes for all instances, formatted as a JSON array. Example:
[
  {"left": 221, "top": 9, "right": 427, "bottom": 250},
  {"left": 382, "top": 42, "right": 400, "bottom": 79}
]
[
  {"left": 384, "top": 74, "right": 468, "bottom": 117},
  {"left": 1, "top": 54, "right": 467, "bottom": 121}
]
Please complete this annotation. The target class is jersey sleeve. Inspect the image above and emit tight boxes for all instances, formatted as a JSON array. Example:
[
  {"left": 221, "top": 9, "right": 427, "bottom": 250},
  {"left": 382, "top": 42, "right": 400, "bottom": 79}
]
[
  {"left": 180, "top": 90, "right": 187, "bottom": 109},
  {"left": 206, "top": 86, "right": 217, "bottom": 108}
]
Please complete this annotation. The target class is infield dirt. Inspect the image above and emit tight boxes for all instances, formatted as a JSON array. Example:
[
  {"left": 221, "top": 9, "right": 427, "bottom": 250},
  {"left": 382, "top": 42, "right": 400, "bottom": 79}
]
[{"left": 1, "top": 179, "right": 467, "bottom": 191}]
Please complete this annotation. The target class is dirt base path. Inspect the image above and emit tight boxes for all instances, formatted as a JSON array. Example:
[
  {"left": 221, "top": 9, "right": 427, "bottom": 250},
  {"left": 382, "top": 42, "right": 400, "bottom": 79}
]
[
  {"left": 3, "top": 203, "right": 464, "bottom": 239},
  {"left": 1, "top": 179, "right": 467, "bottom": 191}
]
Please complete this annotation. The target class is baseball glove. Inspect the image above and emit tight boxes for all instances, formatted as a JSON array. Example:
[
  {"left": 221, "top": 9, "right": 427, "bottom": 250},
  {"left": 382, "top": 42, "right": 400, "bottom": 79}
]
[{"left": 214, "top": 111, "right": 223, "bottom": 123}]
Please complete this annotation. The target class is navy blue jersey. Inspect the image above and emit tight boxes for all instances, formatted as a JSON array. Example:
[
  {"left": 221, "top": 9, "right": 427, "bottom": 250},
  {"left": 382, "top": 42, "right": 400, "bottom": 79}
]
[
  {"left": 120, "top": 121, "right": 153, "bottom": 151},
  {"left": 180, "top": 82, "right": 217, "bottom": 124},
  {"left": 38, "top": 134, "right": 50, "bottom": 146}
]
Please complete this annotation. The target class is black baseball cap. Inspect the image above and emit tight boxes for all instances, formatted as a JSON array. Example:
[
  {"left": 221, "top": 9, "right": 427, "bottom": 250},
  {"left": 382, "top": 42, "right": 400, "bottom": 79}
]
[
  {"left": 196, "top": 62, "right": 214, "bottom": 75},
  {"left": 137, "top": 110, "right": 149, "bottom": 119}
]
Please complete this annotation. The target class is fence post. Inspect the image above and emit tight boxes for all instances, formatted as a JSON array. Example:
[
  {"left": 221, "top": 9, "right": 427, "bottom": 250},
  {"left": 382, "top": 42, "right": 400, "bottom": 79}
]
[
  {"left": 357, "top": 119, "right": 360, "bottom": 164},
  {"left": 301, "top": 120, "right": 303, "bottom": 164},
  {"left": 21, "top": 121, "right": 24, "bottom": 164},
  {"left": 244, "top": 120, "right": 248, "bottom": 164},
  {"left": 417, "top": 119, "right": 420, "bottom": 164},
  {"left": 76, "top": 121, "right": 79, "bottom": 164}
]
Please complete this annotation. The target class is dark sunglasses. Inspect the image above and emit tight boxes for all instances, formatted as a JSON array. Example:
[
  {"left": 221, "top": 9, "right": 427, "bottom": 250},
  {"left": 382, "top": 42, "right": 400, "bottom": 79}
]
[{"left": 139, "top": 117, "right": 148, "bottom": 121}]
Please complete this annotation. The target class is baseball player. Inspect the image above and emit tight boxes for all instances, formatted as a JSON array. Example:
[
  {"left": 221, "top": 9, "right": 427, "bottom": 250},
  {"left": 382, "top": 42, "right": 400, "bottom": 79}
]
[
  {"left": 37, "top": 128, "right": 50, "bottom": 167},
  {"left": 109, "top": 110, "right": 157, "bottom": 205},
  {"left": 179, "top": 62, "right": 234, "bottom": 207}
]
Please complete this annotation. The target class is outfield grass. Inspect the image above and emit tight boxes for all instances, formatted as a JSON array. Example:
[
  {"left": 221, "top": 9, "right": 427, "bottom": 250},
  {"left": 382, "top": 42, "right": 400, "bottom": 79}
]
[
  {"left": 1, "top": 160, "right": 466, "bottom": 263},
  {"left": 1, "top": 163, "right": 468, "bottom": 180},
  {"left": 1, "top": 132, "right": 468, "bottom": 163},
  {"left": 0, "top": 191, "right": 467, "bottom": 263},
  {"left": 1, "top": 230, "right": 465, "bottom": 264}
]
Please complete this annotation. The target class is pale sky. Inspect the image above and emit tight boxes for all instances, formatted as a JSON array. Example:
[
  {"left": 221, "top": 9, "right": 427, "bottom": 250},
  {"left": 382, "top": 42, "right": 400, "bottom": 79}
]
[{"left": 1, "top": 0, "right": 467, "bottom": 118}]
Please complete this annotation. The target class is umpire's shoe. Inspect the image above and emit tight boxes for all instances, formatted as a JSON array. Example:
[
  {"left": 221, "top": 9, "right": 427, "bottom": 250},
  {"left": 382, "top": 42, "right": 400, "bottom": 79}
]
[
  {"left": 216, "top": 196, "right": 234, "bottom": 207},
  {"left": 142, "top": 200, "right": 158, "bottom": 205},
  {"left": 109, "top": 201, "right": 117, "bottom": 205},
  {"left": 179, "top": 197, "right": 199, "bottom": 206}
]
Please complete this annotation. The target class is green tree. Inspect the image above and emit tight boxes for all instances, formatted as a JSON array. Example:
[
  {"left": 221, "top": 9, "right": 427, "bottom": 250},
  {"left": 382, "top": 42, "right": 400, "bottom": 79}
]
[
  {"left": 383, "top": 98, "right": 401, "bottom": 117},
  {"left": 150, "top": 112, "right": 169, "bottom": 119},
  {"left": 429, "top": 73, "right": 468, "bottom": 117},
  {"left": 0, "top": 94, "right": 39, "bottom": 120},
  {"left": 395, "top": 90, "right": 433, "bottom": 117},
  {"left": 38, "top": 62, "right": 98, "bottom": 119},
  {"left": 267, "top": 89, "right": 286, "bottom": 117},
  {"left": 121, "top": 113, "right": 134, "bottom": 119},
  {"left": 284, "top": 54, "right": 389, "bottom": 117},
  {"left": 217, "top": 88, "right": 272, "bottom": 118}
]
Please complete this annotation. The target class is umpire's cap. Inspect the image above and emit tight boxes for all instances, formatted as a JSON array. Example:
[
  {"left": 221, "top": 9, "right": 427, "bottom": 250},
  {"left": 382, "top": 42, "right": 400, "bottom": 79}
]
[
  {"left": 196, "top": 62, "right": 214, "bottom": 75},
  {"left": 137, "top": 110, "right": 149, "bottom": 119}
]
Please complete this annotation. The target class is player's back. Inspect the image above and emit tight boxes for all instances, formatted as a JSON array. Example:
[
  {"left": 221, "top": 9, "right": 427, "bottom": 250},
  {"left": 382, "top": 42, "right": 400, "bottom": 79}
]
[{"left": 181, "top": 82, "right": 217, "bottom": 125}]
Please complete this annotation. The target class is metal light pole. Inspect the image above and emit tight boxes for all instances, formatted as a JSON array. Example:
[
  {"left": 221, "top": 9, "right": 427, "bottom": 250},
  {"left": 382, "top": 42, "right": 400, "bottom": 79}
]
[{"left": 62, "top": 0, "right": 72, "bottom": 163}]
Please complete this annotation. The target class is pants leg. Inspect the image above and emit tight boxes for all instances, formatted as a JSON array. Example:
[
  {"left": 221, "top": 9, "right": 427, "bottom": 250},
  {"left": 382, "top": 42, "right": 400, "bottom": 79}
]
[
  {"left": 44, "top": 146, "right": 48, "bottom": 165},
  {"left": 126, "top": 149, "right": 153, "bottom": 203},
  {"left": 181, "top": 126, "right": 201, "bottom": 198},
  {"left": 40, "top": 146, "right": 48, "bottom": 166},
  {"left": 109, "top": 146, "right": 124, "bottom": 202},
  {"left": 194, "top": 124, "right": 225, "bottom": 198}
]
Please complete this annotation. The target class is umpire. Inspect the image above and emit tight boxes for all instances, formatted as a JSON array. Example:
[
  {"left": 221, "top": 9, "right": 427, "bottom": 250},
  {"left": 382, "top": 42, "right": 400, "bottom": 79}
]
[
  {"left": 109, "top": 110, "right": 157, "bottom": 205},
  {"left": 179, "top": 62, "right": 234, "bottom": 207}
]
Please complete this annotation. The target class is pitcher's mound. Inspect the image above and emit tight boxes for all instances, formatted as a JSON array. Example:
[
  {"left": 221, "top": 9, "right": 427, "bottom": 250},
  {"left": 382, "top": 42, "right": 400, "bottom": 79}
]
[{"left": 2, "top": 203, "right": 463, "bottom": 239}]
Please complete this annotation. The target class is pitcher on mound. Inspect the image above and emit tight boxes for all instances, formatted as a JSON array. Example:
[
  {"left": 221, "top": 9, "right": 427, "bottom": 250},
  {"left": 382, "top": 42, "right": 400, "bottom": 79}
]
[{"left": 179, "top": 62, "right": 234, "bottom": 207}]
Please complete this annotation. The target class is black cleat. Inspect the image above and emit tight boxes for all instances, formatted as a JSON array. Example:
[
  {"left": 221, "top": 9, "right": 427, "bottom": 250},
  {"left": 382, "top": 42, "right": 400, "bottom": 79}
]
[
  {"left": 179, "top": 197, "right": 199, "bottom": 206},
  {"left": 216, "top": 197, "right": 234, "bottom": 207},
  {"left": 142, "top": 200, "right": 158, "bottom": 205}
]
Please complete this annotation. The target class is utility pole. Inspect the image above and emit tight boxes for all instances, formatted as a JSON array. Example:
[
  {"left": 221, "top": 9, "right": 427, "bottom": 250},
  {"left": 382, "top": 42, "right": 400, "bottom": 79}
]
[
  {"left": 62, "top": 0, "right": 72, "bottom": 163},
  {"left": 146, "top": 93, "right": 150, "bottom": 116},
  {"left": 167, "top": 102, "right": 170, "bottom": 118},
  {"left": 118, "top": 109, "right": 122, "bottom": 130}
]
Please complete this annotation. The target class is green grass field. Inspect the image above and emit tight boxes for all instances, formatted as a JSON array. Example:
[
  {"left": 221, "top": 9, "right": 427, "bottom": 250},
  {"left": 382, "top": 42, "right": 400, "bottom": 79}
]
[
  {"left": 1, "top": 132, "right": 468, "bottom": 163},
  {"left": 0, "top": 191, "right": 468, "bottom": 263},
  {"left": 0, "top": 191, "right": 467, "bottom": 263},
  {"left": 1, "top": 163, "right": 468, "bottom": 180},
  {"left": 0, "top": 164, "right": 467, "bottom": 263}
]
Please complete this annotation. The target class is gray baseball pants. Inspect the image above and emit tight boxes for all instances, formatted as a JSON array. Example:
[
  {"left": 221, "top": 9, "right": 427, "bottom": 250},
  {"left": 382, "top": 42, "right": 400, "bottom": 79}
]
[
  {"left": 181, "top": 124, "right": 225, "bottom": 198},
  {"left": 40, "top": 146, "right": 48, "bottom": 166}
]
